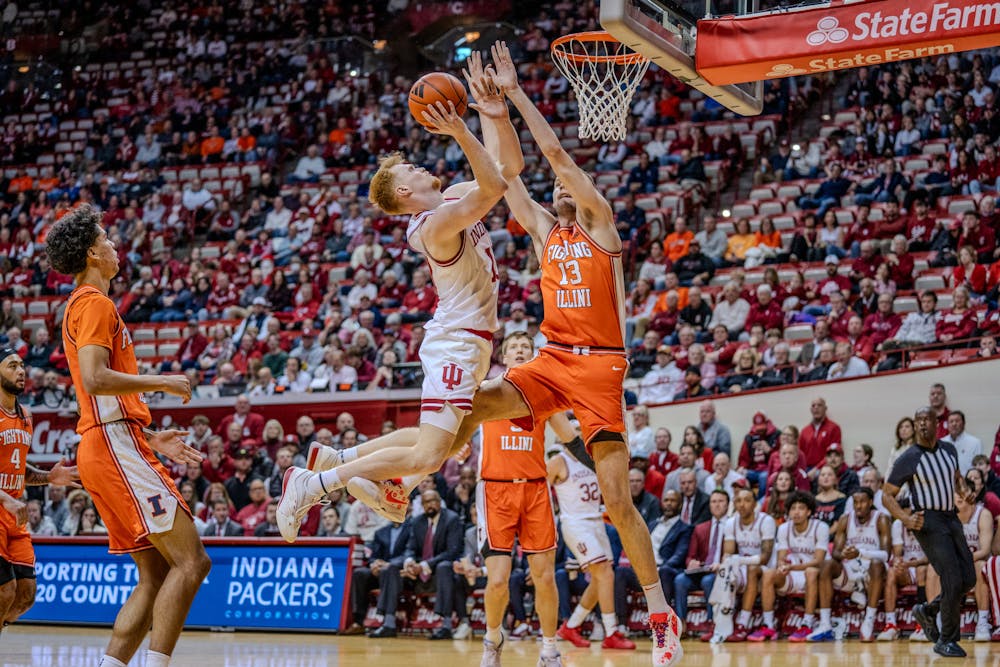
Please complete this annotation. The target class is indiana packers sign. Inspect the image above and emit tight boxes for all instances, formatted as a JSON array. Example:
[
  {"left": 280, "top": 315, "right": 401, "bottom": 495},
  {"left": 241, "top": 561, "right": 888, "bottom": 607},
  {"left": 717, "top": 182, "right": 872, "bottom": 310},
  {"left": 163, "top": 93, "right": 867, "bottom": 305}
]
[{"left": 696, "top": 0, "right": 1000, "bottom": 85}]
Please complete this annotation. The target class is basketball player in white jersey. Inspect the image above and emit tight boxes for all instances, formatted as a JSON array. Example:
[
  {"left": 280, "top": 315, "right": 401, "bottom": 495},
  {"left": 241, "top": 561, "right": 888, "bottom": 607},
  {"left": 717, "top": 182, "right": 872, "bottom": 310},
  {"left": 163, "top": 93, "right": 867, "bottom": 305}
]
[
  {"left": 930, "top": 492, "right": 993, "bottom": 641},
  {"left": 750, "top": 491, "right": 829, "bottom": 642},
  {"left": 980, "top": 517, "right": 1000, "bottom": 641},
  {"left": 549, "top": 445, "right": 635, "bottom": 651},
  {"left": 877, "top": 510, "right": 929, "bottom": 640},
  {"left": 276, "top": 65, "right": 523, "bottom": 540},
  {"left": 716, "top": 487, "right": 776, "bottom": 642},
  {"left": 811, "top": 487, "right": 890, "bottom": 642}
]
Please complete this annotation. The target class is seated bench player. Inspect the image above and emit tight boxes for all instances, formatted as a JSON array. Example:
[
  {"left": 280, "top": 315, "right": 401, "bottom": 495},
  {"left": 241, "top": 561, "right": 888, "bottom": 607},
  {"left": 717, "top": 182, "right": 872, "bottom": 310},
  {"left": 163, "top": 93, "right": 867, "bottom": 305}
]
[
  {"left": 810, "top": 487, "right": 890, "bottom": 642},
  {"left": 877, "top": 504, "right": 929, "bottom": 641},
  {"left": 749, "top": 491, "right": 829, "bottom": 642}
]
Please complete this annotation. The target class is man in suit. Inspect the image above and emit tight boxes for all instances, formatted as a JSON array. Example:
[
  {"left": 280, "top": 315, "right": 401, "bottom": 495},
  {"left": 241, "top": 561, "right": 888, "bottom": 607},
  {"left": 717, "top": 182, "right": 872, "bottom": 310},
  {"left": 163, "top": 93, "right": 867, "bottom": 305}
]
[
  {"left": 344, "top": 514, "right": 413, "bottom": 637},
  {"left": 630, "top": 467, "right": 661, "bottom": 525},
  {"left": 674, "top": 490, "right": 730, "bottom": 638},
  {"left": 663, "top": 443, "right": 710, "bottom": 493},
  {"left": 614, "top": 490, "right": 693, "bottom": 625},
  {"left": 678, "top": 469, "right": 711, "bottom": 525},
  {"left": 202, "top": 499, "right": 243, "bottom": 537},
  {"left": 402, "top": 489, "right": 463, "bottom": 639}
]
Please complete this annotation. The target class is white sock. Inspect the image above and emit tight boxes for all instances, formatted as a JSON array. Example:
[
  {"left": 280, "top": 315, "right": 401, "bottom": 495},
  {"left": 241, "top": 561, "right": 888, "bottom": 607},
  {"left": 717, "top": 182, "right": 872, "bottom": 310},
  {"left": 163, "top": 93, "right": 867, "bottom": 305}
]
[
  {"left": 541, "top": 636, "right": 558, "bottom": 657},
  {"left": 865, "top": 607, "right": 877, "bottom": 622},
  {"left": 602, "top": 612, "right": 617, "bottom": 637},
  {"left": 642, "top": 581, "right": 669, "bottom": 615},
  {"left": 401, "top": 474, "right": 424, "bottom": 492},
  {"left": 338, "top": 447, "right": 358, "bottom": 465},
  {"left": 99, "top": 657, "right": 127, "bottom": 667},
  {"left": 567, "top": 604, "right": 589, "bottom": 628},
  {"left": 885, "top": 611, "right": 897, "bottom": 625},
  {"left": 763, "top": 611, "right": 775, "bottom": 629},
  {"left": 485, "top": 624, "right": 502, "bottom": 644},
  {"left": 803, "top": 613, "right": 816, "bottom": 628},
  {"left": 818, "top": 609, "right": 831, "bottom": 627},
  {"left": 980, "top": 610, "right": 990, "bottom": 623},
  {"left": 306, "top": 469, "right": 343, "bottom": 496},
  {"left": 737, "top": 610, "right": 751, "bottom": 627},
  {"left": 146, "top": 650, "right": 170, "bottom": 667}
]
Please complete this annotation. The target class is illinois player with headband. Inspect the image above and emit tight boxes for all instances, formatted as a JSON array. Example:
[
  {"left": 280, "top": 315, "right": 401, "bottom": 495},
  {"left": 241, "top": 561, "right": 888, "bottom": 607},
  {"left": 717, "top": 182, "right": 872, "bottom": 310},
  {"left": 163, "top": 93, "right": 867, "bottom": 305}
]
[
  {"left": 400, "top": 42, "right": 684, "bottom": 667},
  {"left": 0, "top": 347, "right": 79, "bottom": 631},
  {"left": 549, "top": 429, "right": 636, "bottom": 652},
  {"left": 476, "top": 332, "right": 573, "bottom": 667},
  {"left": 46, "top": 207, "right": 209, "bottom": 667},
  {"left": 277, "top": 57, "right": 522, "bottom": 537}
]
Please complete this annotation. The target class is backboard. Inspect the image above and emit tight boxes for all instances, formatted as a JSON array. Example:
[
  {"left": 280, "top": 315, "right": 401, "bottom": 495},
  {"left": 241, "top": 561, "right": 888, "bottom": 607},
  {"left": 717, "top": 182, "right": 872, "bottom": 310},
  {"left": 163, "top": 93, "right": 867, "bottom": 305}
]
[{"left": 600, "top": 0, "right": 764, "bottom": 115}]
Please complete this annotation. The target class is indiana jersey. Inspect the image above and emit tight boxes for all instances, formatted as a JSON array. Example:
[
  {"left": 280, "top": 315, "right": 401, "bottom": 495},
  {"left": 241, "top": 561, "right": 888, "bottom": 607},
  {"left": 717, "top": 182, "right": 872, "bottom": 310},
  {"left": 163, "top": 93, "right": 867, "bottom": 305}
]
[
  {"left": 962, "top": 505, "right": 985, "bottom": 552},
  {"left": 775, "top": 518, "right": 829, "bottom": 565},
  {"left": 0, "top": 407, "right": 31, "bottom": 537},
  {"left": 724, "top": 512, "right": 776, "bottom": 557},
  {"left": 478, "top": 419, "right": 547, "bottom": 482},
  {"left": 539, "top": 224, "right": 626, "bottom": 349},
  {"left": 552, "top": 452, "right": 602, "bottom": 521},
  {"left": 844, "top": 510, "right": 882, "bottom": 553},
  {"left": 891, "top": 519, "right": 925, "bottom": 562},
  {"left": 407, "top": 205, "right": 499, "bottom": 332},
  {"left": 63, "top": 285, "right": 152, "bottom": 432}
]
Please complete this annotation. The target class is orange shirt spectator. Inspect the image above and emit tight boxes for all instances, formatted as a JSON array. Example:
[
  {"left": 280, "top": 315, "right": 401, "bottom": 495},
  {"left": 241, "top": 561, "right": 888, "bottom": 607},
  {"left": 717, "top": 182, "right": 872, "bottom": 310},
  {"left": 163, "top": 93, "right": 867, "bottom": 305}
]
[
  {"left": 8, "top": 174, "right": 33, "bottom": 194},
  {"left": 36, "top": 175, "right": 59, "bottom": 192},
  {"left": 664, "top": 229, "right": 693, "bottom": 262},
  {"left": 201, "top": 135, "right": 224, "bottom": 158},
  {"left": 237, "top": 134, "right": 256, "bottom": 153}
]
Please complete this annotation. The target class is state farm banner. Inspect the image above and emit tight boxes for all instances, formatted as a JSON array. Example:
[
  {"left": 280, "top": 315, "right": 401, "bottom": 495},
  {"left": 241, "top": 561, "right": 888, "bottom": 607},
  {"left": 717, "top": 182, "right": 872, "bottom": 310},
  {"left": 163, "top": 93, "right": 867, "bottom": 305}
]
[{"left": 696, "top": 0, "right": 1000, "bottom": 85}]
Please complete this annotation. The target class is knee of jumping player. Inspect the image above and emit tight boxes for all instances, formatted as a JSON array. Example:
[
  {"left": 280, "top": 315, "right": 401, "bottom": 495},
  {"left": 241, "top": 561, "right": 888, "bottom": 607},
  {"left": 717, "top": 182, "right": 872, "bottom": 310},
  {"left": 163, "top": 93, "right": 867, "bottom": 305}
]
[{"left": 9, "top": 579, "right": 36, "bottom": 618}]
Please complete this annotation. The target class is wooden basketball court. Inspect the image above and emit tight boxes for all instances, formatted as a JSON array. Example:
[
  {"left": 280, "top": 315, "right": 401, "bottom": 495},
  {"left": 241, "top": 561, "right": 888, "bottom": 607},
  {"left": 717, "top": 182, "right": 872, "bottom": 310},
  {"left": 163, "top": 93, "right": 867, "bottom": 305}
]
[{"left": 4, "top": 625, "right": 1000, "bottom": 667}]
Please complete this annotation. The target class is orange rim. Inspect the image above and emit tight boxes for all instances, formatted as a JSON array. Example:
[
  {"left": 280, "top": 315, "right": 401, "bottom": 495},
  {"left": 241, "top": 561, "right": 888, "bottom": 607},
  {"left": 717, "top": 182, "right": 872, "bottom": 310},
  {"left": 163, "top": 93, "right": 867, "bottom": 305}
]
[{"left": 550, "top": 31, "right": 647, "bottom": 66}]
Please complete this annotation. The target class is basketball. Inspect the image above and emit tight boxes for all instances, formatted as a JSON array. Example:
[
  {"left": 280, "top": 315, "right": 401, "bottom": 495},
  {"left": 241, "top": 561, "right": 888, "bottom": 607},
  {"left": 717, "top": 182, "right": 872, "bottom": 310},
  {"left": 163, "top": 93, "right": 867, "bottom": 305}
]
[{"left": 408, "top": 72, "right": 468, "bottom": 129}]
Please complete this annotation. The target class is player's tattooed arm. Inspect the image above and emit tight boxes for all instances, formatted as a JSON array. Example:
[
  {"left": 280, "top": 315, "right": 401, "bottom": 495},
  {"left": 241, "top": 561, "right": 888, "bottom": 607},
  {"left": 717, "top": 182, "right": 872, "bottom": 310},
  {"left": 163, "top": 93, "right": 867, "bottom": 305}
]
[{"left": 25, "top": 460, "right": 81, "bottom": 487}]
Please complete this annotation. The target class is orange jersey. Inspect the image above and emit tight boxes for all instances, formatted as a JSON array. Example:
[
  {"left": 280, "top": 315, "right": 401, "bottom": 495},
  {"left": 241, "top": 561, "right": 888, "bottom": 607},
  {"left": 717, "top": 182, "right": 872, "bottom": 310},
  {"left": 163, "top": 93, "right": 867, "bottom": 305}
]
[
  {"left": 478, "top": 419, "right": 547, "bottom": 481},
  {"left": 0, "top": 407, "right": 31, "bottom": 499},
  {"left": 0, "top": 407, "right": 31, "bottom": 544},
  {"left": 63, "top": 285, "right": 151, "bottom": 433},
  {"left": 539, "top": 224, "right": 626, "bottom": 349}
]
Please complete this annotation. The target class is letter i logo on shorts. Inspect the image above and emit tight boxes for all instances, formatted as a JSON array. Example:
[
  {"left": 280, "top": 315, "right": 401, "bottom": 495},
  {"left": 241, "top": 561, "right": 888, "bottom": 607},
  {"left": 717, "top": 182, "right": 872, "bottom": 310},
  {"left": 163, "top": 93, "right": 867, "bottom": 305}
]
[
  {"left": 807, "top": 17, "right": 849, "bottom": 46},
  {"left": 441, "top": 363, "right": 464, "bottom": 391}
]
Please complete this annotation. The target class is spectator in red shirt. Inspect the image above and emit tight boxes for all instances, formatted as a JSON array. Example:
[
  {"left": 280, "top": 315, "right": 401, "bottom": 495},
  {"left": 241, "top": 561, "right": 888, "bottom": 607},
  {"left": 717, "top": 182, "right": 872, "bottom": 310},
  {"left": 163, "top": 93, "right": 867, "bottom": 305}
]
[
  {"left": 936, "top": 286, "right": 978, "bottom": 346},
  {"left": 863, "top": 293, "right": 903, "bottom": 348},
  {"left": 905, "top": 199, "right": 936, "bottom": 250},
  {"left": 841, "top": 315, "right": 875, "bottom": 365},
  {"left": 799, "top": 397, "right": 843, "bottom": 474},
  {"left": 744, "top": 284, "right": 783, "bottom": 334},
  {"left": 201, "top": 437, "right": 235, "bottom": 484},
  {"left": 207, "top": 273, "right": 240, "bottom": 319},
  {"left": 648, "top": 427, "right": 679, "bottom": 478},
  {"left": 736, "top": 411, "right": 779, "bottom": 497},
  {"left": 816, "top": 255, "right": 853, "bottom": 301},
  {"left": 874, "top": 200, "right": 906, "bottom": 239},
  {"left": 400, "top": 269, "right": 436, "bottom": 323},
  {"left": 376, "top": 272, "right": 406, "bottom": 308},
  {"left": 163, "top": 320, "right": 208, "bottom": 372},
  {"left": 825, "top": 290, "right": 853, "bottom": 339},
  {"left": 951, "top": 245, "right": 988, "bottom": 296},
  {"left": 764, "top": 438, "right": 811, "bottom": 495},
  {"left": 235, "top": 479, "right": 271, "bottom": 535},
  {"left": 218, "top": 394, "right": 266, "bottom": 449},
  {"left": 884, "top": 235, "right": 915, "bottom": 290},
  {"left": 850, "top": 240, "right": 883, "bottom": 283},
  {"left": 958, "top": 211, "right": 996, "bottom": 264}
]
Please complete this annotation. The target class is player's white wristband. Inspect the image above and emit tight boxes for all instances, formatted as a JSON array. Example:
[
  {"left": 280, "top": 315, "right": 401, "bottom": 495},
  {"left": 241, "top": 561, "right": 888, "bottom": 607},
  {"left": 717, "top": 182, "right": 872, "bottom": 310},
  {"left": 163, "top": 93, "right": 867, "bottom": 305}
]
[{"left": 858, "top": 548, "right": 888, "bottom": 563}]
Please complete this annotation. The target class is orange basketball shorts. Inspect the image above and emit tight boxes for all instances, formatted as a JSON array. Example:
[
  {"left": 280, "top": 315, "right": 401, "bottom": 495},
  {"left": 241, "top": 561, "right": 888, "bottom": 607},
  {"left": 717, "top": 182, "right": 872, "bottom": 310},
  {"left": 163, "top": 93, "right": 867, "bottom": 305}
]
[
  {"left": 504, "top": 346, "right": 627, "bottom": 444},
  {"left": 0, "top": 515, "right": 34, "bottom": 568},
  {"left": 77, "top": 421, "right": 191, "bottom": 554},
  {"left": 475, "top": 480, "right": 556, "bottom": 554}
]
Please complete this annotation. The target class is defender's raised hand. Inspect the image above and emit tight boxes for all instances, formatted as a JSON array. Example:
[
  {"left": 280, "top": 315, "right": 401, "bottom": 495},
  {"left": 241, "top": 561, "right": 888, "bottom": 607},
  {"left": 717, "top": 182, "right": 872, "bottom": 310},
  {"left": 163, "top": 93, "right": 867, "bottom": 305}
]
[
  {"left": 490, "top": 41, "right": 519, "bottom": 92},
  {"left": 465, "top": 67, "right": 507, "bottom": 120}
]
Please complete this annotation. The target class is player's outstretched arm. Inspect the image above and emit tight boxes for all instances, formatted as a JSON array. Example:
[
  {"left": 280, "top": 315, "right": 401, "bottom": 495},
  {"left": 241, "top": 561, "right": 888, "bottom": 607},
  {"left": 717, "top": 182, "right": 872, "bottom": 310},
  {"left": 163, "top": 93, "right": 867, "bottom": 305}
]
[
  {"left": 462, "top": 51, "right": 524, "bottom": 181},
  {"left": 420, "top": 101, "right": 507, "bottom": 247},
  {"left": 77, "top": 345, "right": 192, "bottom": 403},
  {"left": 491, "top": 42, "right": 614, "bottom": 235}
]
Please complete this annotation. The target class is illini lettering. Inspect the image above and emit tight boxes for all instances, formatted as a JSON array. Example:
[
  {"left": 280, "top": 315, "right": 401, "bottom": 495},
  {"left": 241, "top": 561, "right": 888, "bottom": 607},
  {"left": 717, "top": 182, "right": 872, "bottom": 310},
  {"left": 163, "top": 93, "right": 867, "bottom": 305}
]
[
  {"left": 556, "top": 288, "right": 592, "bottom": 309},
  {"left": 500, "top": 434, "right": 534, "bottom": 451}
]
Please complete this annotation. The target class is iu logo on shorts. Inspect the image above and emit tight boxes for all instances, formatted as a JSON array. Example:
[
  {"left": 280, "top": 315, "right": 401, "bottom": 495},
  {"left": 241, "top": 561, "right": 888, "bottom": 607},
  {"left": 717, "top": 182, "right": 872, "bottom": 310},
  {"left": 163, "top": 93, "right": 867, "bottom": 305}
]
[{"left": 441, "top": 363, "right": 464, "bottom": 391}]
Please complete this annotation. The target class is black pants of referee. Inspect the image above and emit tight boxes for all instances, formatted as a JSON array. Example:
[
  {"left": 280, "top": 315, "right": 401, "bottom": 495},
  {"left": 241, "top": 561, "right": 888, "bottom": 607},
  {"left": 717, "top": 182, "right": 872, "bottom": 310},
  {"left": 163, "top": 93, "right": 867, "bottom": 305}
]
[{"left": 914, "top": 509, "right": 977, "bottom": 644}]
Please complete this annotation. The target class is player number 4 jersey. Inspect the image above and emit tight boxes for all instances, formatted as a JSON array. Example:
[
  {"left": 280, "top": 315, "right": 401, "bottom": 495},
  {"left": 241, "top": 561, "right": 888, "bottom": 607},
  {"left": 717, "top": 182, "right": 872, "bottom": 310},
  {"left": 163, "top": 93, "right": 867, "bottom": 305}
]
[
  {"left": 0, "top": 408, "right": 30, "bottom": 499},
  {"left": 407, "top": 206, "right": 499, "bottom": 333}
]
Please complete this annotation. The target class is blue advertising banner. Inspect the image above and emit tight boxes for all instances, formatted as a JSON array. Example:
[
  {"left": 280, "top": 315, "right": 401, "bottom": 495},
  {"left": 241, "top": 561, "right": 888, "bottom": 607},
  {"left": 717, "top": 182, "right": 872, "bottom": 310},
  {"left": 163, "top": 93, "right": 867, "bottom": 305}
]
[{"left": 21, "top": 537, "right": 354, "bottom": 632}]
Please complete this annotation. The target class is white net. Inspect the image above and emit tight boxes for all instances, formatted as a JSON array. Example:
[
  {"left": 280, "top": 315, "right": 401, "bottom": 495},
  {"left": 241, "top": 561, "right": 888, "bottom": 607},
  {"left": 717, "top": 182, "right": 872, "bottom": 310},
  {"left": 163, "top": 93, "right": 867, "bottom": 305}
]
[{"left": 551, "top": 32, "right": 650, "bottom": 142}]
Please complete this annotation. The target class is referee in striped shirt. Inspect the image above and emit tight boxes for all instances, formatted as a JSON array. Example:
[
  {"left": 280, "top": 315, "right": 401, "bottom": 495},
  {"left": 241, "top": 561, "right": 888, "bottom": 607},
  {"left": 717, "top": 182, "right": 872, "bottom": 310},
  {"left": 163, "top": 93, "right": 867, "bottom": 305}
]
[{"left": 883, "top": 406, "right": 976, "bottom": 657}]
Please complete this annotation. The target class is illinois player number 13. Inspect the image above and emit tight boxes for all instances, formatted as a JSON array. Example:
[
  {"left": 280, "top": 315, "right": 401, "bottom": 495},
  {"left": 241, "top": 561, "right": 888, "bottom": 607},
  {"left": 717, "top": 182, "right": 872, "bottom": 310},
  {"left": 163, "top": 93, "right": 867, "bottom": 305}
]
[{"left": 557, "top": 260, "right": 582, "bottom": 286}]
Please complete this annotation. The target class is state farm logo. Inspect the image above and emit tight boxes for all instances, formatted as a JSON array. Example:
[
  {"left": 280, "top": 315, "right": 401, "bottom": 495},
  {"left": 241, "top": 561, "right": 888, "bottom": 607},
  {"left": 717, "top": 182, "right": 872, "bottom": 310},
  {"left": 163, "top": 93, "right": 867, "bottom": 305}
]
[{"left": 807, "top": 17, "right": 850, "bottom": 46}]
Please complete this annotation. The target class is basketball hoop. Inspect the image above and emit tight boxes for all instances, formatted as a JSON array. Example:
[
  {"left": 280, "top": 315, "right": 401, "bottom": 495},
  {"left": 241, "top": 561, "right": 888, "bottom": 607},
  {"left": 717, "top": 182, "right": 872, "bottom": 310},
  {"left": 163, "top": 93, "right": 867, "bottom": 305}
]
[{"left": 550, "top": 31, "right": 650, "bottom": 142}]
